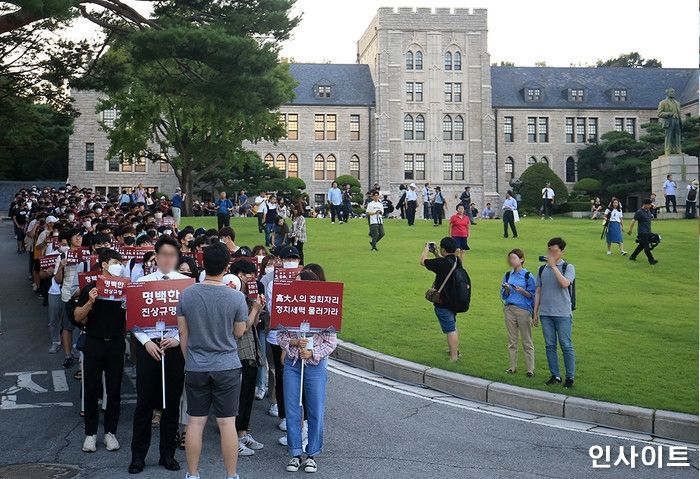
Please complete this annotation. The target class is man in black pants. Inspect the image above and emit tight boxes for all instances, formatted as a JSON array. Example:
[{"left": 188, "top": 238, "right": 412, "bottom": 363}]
[
  {"left": 502, "top": 190, "right": 518, "bottom": 238},
  {"left": 406, "top": 183, "right": 418, "bottom": 226},
  {"left": 627, "top": 198, "right": 658, "bottom": 265},
  {"left": 129, "top": 236, "right": 189, "bottom": 474}
]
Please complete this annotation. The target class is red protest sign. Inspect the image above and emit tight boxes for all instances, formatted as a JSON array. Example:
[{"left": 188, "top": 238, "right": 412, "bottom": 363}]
[
  {"left": 182, "top": 251, "right": 204, "bottom": 269},
  {"left": 273, "top": 266, "right": 303, "bottom": 285},
  {"left": 247, "top": 280, "right": 258, "bottom": 300},
  {"left": 96, "top": 276, "right": 128, "bottom": 299},
  {"left": 65, "top": 249, "right": 81, "bottom": 265},
  {"left": 270, "top": 281, "right": 343, "bottom": 331},
  {"left": 125, "top": 278, "right": 194, "bottom": 330},
  {"left": 79, "top": 272, "right": 100, "bottom": 289},
  {"left": 78, "top": 247, "right": 92, "bottom": 261},
  {"left": 39, "top": 255, "right": 59, "bottom": 270},
  {"left": 118, "top": 246, "right": 155, "bottom": 262}
]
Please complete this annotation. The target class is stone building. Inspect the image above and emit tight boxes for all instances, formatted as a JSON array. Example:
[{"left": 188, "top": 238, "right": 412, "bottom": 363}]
[{"left": 67, "top": 6, "right": 698, "bottom": 209}]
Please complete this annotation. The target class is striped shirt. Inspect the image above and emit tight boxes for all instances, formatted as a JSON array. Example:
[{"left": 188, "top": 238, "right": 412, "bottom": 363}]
[{"left": 278, "top": 330, "right": 338, "bottom": 366}]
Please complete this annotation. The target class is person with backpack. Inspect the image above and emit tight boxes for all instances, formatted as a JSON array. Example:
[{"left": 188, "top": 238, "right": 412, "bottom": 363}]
[
  {"left": 500, "top": 249, "right": 537, "bottom": 377},
  {"left": 421, "top": 237, "right": 471, "bottom": 362},
  {"left": 685, "top": 179, "right": 698, "bottom": 219},
  {"left": 533, "top": 237, "right": 576, "bottom": 389}
]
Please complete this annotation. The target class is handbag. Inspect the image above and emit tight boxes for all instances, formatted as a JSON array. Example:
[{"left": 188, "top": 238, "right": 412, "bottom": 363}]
[{"left": 425, "top": 257, "right": 458, "bottom": 304}]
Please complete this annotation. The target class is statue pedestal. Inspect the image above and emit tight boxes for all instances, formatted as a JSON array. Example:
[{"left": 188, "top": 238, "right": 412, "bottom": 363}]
[{"left": 651, "top": 154, "right": 699, "bottom": 213}]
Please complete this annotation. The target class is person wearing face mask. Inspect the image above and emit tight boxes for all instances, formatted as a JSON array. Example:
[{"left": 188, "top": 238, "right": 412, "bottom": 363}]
[
  {"left": 254, "top": 255, "right": 275, "bottom": 404},
  {"left": 177, "top": 257, "right": 199, "bottom": 281},
  {"left": 218, "top": 227, "right": 240, "bottom": 255},
  {"left": 73, "top": 248, "right": 127, "bottom": 454},
  {"left": 54, "top": 228, "right": 86, "bottom": 369},
  {"left": 128, "top": 236, "right": 188, "bottom": 474}
]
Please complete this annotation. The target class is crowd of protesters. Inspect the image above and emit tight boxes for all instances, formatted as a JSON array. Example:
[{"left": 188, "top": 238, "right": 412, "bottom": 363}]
[{"left": 9, "top": 184, "right": 336, "bottom": 479}]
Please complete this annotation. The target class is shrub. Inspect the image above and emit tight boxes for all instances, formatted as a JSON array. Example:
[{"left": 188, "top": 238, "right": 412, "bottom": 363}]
[
  {"left": 574, "top": 178, "right": 602, "bottom": 194},
  {"left": 518, "top": 163, "right": 569, "bottom": 210},
  {"left": 334, "top": 175, "right": 363, "bottom": 204}
]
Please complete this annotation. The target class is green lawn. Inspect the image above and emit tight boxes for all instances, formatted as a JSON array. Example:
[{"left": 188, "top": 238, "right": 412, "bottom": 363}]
[{"left": 183, "top": 214, "right": 699, "bottom": 414}]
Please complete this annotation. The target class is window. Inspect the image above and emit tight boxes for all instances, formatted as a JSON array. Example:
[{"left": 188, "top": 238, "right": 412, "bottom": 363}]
[
  {"left": 504, "top": 116, "right": 514, "bottom": 142},
  {"left": 121, "top": 156, "right": 132, "bottom": 172},
  {"left": 326, "top": 114, "right": 336, "bottom": 140},
  {"left": 587, "top": 118, "right": 598, "bottom": 143},
  {"left": 526, "top": 88, "right": 541, "bottom": 101},
  {"left": 444, "top": 83, "right": 452, "bottom": 102},
  {"left": 613, "top": 89, "right": 627, "bottom": 102},
  {"left": 288, "top": 154, "right": 298, "bottom": 177},
  {"left": 134, "top": 155, "right": 146, "bottom": 173},
  {"left": 102, "top": 108, "right": 117, "bottom": 128},
  {"left": 569, "top": 88, "right": 584, "bottom": 102},
  {"left": 95, "top": 186, "right": 106, "bottom": 196},
  {"left": 350, "top": 155, "right": 360, "bottom": 179},
  {"left": 415, "top": 154, "right": 425, "bottom": 180},
  {"left": 443, "top": 154, "right": 453, "bottom": 180},
  {"left": 444, "top": 51, "right": 452, "bottom": 71},
  {"left": 108, "top": 155, "right": 120, "bottom": 172},
  {"left": 538, "top": 117, "right": 549, "bottom": 143},
  {"left": 528, "top": 156, "right": 537, "bottom": 166},
  {"left": 649, "top": 117, "right": 659, "bottom": 123},
  {"left": 625, "top": 118, "right": 636, "bottom": 138},
  {"left": 443, "top": 115, "right": 453, "bottom": 140},
  {"left": 286, "top": 113, "right": 298, "bottom": 140},
  {"left": 406, "top": 82, "right": 414, "bottom": 101},
  {"left": 316, "top": 85, "right": 331, "bottom": 98},
  {"left": 540, "top": 156, "right": 549, "bottom": 166},
  {"left": 85, "top": 143, "right": 94, "bottom": 171},
  {"left": 275, "top": 153, "right": 286, "bottom": 172},
  {"left": 404, "top": 114, "right": 414, "bottom": 140},
  {"left": 454, "top": 154, "right": 464, "bottom": 180},
  {"left": 528, "top": 117, "right": 548, "bottom": 143},
  {"left": 576, "top": 118, "right": 585, "bottom": 143},
  {"left": 527, "top": 117, "right": 536, "bottom": 142},
  {"left": 160, "top": 160, "right": 169, "bottom": 172},
  {"left": 315, "top": 114, "right": 325, "bottom": 140},
  {"left": 566, "top": 156, "right": 576, "bottom": 182},
  {"left": 404, "top": 154, "right": 414, "bottom": 180},
  {"left": 406, "top": 51, "right": 414, "bottom": 70},
  {"left": 415, "top": 82, "right": 423, "bottom": 101},
  {"left": 505, "top": 156, "right": 514, "bottom": 180},
  {"left": 314, "top": 194, "right": 325, "bottom": 205},
  {"left": 264, "top": 153, "right": 274, "bottom": 168},
  {"left": 454, "top": 115, "right": 464, "bottom": 140},
  {"left": 453, "top": 51, "right": 462, "bottom": 70},
  {"left": 453, "top": 83, "right": 462, "bottom": 102},
  {"left": 415, "top": 51, "right": 423, "bottom": 70},
  {"left": 565, "top": 117, "right": 574, "bottom": 143},
  {"left": 350, "top": 114, "right": 360, "bottom": 140},
  {"left": 614, "top": 118, "right": 624, "bottom": 132},
  {"left": 314, "top": 154, "right": 325, "bottom": 180},
  {"left": 326, "top": 154, "right": 336, "bottom": 180},
  {"left": 415, "top": 114, "right": 425, "bottom": 140}
]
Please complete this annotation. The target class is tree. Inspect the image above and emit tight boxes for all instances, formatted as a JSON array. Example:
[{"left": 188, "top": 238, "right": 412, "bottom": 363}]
[
  {"left": 82, "top": 0, "right": 300, "bottom": 214},
  {"left": 596, "top": 52, "right": 662, "bottom": 68},
  {"left": 334, "top": 174, "right": 363, "bottom": 204},
  {"left": 518, "top": 163, "right": 569, "bottom": 210},
  {"left": 491, "top": 60, "right": 514, "bottom": 67},
  {"left": 217, "top": 153, "right": 306, "bottom": 203}
]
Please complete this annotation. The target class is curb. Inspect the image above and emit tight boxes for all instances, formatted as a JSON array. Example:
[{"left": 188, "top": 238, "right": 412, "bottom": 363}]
[{"left": 331, "top": 340, "right": 699, "bottom": 444}]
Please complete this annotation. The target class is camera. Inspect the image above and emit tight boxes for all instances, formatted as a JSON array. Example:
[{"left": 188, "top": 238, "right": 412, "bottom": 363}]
[
  {"left": 539, "top": 255, "right": 548, "bottom": 262},
  {"left": 427, "top": 241, "right": 436, "bottom": 253}
]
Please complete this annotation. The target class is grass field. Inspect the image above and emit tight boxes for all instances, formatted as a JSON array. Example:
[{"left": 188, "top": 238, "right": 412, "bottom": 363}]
[{"left": 182, "top": 214, "right": 698, "bottom": 414}]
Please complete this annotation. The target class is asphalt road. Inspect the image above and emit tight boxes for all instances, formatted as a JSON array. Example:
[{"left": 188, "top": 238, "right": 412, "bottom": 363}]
[{"left": 0, "top": 222, "right": 697, "bottom": 479}]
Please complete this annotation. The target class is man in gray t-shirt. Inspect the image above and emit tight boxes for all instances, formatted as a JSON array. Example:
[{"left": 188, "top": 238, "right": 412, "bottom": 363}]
[{"left": 534, "top": 237, "right": 576, "bottom": 389}]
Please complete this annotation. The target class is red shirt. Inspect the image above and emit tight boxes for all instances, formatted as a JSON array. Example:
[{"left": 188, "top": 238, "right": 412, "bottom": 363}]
[{"left": 449, "top": 213, "right": 470, "bottom": 238}]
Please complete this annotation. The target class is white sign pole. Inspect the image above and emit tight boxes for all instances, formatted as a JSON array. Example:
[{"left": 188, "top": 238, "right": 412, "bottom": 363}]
[
  {"left": 156, "top": 321, "right": 166, "bottom": 409},
  {"left": 298, "top": 322, "right": 310, "bottom": 406}
]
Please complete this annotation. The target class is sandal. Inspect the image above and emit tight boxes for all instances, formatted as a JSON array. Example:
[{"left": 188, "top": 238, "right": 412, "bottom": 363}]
[
  {"left": 151, "top": 410, "right": 162, "bottom": 428},
  {"left": 178, "top": 429, "right": 186, "bottom": 450},
  {"left": 526, "top": 371, "right": 535, "bottom": 377},
  {"left": 505, "top": 368, "right": 516, "bottom": 374},
  {"left": 73, "top": 370, "right": 82, "bottom": 380}
]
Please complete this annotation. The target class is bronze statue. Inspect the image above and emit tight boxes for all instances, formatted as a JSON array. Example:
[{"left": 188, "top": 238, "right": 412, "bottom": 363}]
[{"left": 657, "top": 87, "right": 683, "bottom": 155}]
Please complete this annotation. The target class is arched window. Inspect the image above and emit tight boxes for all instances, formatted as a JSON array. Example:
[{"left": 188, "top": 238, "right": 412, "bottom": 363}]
[
  {"left": 275, "top": 153, "right": 286, "bottom": 172},
  {"left": 566, "top": 156, "right": 576, "bottom": 182},
  {"left": 528, "top": 156, "right": 537, "bottom": 166},
  {"left": 453, "top": 51, "right": 462, "bottom": 70},
  {"left": 505, "top": 156, "right": 515, "bottom": 180},
  {"left": 314, "top": 154, "right": 325, "bottom": 180},
  {"left": 454, "top": 115, "right": 464, "bottom": 140},
  {"left": 326, "top": 154, "right": 337, "bottom": 180},
  {"left": 415, "top": 114, "right": 425, "bottom": 140},
  {"left": 444, "top": 51, "right": 453, "bottom": 71},
  {"left": 443, "top": 115, "right": 453, "bottom": 140},
  {"left": 404, "top": 114, "right": 414, "bottom": 140},
  {"left": 415, "top": 51, "right": 423, "bottom": 70},
  {"left": 350, "top": 155, "right": 360, "bottom": 179},
  {"left": 405, "top": 51, "right": 414, "bottom": 70},
  {"left": 264, "top": 153, "right": 274, "bottom": 168},
  {"left": 540, "top": 156, "right": 549, "bottom": 166},
  {"left": 288, "top": 154, "right": 298, "bottom": 178}
]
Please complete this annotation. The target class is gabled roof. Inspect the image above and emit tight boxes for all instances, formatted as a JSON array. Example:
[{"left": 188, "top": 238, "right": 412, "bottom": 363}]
[
  {"left": 287, "top": 63, "right": 375, "bottom": 106},
  {"left": 491, "top": 66, "right": 698, "bottom": 109}
]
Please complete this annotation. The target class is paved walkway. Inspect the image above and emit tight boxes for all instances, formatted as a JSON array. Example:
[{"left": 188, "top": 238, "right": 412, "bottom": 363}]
[{"left": 0, "top": 223, "right": 697, "bottom": 478}]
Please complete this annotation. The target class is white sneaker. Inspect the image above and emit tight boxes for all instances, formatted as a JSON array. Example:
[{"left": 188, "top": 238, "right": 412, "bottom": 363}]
[
  {"left": 242, "top": 434, "right": 264, "bottom": 450},
  {"left": 286, "top": 457, "right": 301, "bottom": 472},
  {"left": 104, "top": 432, "right": 120, "bottom": 451},
  {"left": 48, "top": 343, "right": 61, "bottom": 353},
  {"left": 278, "top": 434, "right": 287, "bottom": 446},
  {"left": 302, "top": 457, "right": 318, "bottom": 473},
  {"left": 606, "top": 251, "right": 612, "bottom": 255},
  {"left": 621, "top": 251, "right": 627, "bottom": 256},
  {"left": 267, "top": 403, "right": 278, "bottom": 417},
  {"left": 254, "top": 386, "right": 266, "bottom": 400},
  {"left": 278, "top": 418, "right": 287, "bottom": 431},
  {"left": 82, "top": 435, "right": 97, "bottom": 452},
  {"left": 238, "top": 442, "right": 255, "bottom": 456}
]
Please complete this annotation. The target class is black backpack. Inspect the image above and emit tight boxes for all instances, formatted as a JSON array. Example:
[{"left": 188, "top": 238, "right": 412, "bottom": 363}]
[
  {"left": 688, "top": 187, "right": 697, "bottom": 202},
  {"left": 444, "top": 257, "right": 471, "bottom": 313},
  {"left": 538, "top": 262, "right": 576, "bottom": 310}
]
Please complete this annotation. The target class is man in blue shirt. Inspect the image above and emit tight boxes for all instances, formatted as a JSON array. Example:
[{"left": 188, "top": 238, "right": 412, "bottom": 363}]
[
  {"left": 171, "top": 187, "right": 184, "bottom": 228},
  {"left": 502, "top": 191, "right": 518, "bottom": 238},
  {"left": 215, "top": 192, "right": 234, "bottom": 230},
  {"left": 327, "top": 182, "right": 343, "bottom": 224}
]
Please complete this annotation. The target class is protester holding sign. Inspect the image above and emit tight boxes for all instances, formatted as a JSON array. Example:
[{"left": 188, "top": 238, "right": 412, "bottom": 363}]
[
  {"left": 128, "top": 235, "right": 189, "bottom": 475},
  {"left": 73, "top": 248, "right": 127, "bottom": 454},
  {"left": 54, "top": 228, "right": 86, "bottom": 369}
]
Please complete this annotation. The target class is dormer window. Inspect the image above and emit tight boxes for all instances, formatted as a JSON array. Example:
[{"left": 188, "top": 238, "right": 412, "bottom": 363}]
[
  {"left": 526, "top": 88, "right": 541, "bottom": 102},
  {"left": 315, "top": 85, "right": 331, "bottom": 99},
  {"left": 613, "top": 88, "right": 627, "bottom": 102},
  {"left": 569, "top": 88, "right": 584, "bottom": 102}
]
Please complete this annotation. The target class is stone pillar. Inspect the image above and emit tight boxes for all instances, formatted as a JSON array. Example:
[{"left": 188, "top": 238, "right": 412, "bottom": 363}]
[{"left": 651, "top": 154, "right": 699, "bottom": 214}]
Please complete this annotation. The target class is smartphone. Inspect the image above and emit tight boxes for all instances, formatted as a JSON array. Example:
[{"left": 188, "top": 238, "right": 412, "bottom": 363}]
[
  {"left": 428, "top": 242, "right": 436, "bottom": 252},
  {"left": 539, "top": 255, "right": 548, "bottom": 262}
]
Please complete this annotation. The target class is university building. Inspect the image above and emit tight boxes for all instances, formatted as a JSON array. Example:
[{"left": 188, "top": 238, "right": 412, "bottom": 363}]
[{"left": 68, "top": 7, "right": 698, "bottom": 208}]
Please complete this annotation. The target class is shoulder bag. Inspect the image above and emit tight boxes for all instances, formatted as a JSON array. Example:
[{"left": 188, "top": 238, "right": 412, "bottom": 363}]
[{"left": 425, "top": 257, "right": 457, "bottom": 304}]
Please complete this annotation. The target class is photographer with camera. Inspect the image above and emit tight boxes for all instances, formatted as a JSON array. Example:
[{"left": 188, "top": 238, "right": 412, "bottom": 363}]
[
  {"left": 627, "top": 199, "right": 658, "bottom": 265},
  {"left": 420, "top": 238, "right": 463, "bottom": 362}
]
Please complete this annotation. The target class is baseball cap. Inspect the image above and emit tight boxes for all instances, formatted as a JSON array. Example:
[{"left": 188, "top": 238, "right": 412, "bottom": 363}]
[
  {"left": 278, "top": 245, "right": 300, "bottom": 259},
  {"left": 409, "top": 183, "right": 416, "bottom": 188},
  {"left": 46, "top": 216, "right": 58, "bottom": 224}
]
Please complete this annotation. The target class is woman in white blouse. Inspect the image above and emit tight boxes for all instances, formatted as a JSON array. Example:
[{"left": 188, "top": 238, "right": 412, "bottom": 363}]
[{"left": 604, "top": 198, "right": 626, "bottom": 255}]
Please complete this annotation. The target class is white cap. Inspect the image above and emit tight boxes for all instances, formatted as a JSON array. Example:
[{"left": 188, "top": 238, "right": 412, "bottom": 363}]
[
  {"left": 46, "top": 216, "right": 58, "bottom": 224},
  {"left": 409, "top": 183, "right": 417, "bottom": 188}
]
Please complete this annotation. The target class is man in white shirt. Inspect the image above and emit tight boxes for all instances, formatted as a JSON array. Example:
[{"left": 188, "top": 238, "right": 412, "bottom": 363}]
[
  {"left": 406, "top": 183, "right": 418, "bottom": 226},
  {"left": 129, "top": 235, "right": 189, "bottom": 474},
  {"left": 366, "top": 190, "right": 385, "bottom": 251},
  {"left": 421, "top": 183, "right": 432, "bottom": 220},
  {"left": 663, "top": 174, "right": 677, "bottom": 213},
  {"left": 541, "top": 183, "right": 555, "bottom": 220},
  {"left": 254, "top": 191, "right": 267, "bottom": 233}
]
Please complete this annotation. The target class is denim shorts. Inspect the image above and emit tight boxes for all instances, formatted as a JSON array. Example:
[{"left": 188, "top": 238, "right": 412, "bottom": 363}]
[{"left": 434, "top": 306, "right": 457, "bottom": 333}]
